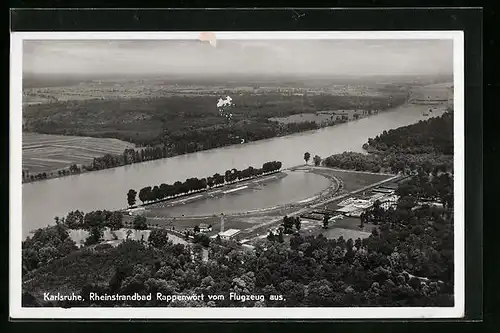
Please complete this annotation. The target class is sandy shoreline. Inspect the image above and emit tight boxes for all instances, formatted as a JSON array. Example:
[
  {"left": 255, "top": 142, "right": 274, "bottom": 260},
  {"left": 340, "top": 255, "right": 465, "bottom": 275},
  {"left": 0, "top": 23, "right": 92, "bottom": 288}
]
[{"left": 136, "top": 166, "right": 343, "bottom": 222}]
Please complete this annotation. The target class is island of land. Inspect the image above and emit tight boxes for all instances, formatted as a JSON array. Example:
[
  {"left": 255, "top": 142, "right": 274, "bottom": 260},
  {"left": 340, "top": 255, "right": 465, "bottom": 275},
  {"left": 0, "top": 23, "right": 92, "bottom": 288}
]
[{"left": 22, "top": 92, "right": 455, "bottom": 308}]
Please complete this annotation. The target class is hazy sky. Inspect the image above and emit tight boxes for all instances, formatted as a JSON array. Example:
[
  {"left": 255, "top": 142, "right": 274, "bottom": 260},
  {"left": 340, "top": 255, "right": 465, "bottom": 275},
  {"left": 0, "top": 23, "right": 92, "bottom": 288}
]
[{"left": 23, "top": 39, "right": 453, "bottom": 77}]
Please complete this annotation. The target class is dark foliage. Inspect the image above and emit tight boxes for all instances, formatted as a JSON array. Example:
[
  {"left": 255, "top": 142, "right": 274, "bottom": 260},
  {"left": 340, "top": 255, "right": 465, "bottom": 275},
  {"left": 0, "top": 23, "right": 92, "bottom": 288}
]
[
  {"left": 22, "top": 113, "right": 454, "bottom": 307},
  {"left": 24, "top": 179, "right": 454, "bottom": 307},
  {"left": 23, "top": 92, "right": 406, "bottom": 183},
  {"left": 134, "top": 161, "right": 282, "bottom": 205},
  {"left": 133, "top": 215, "right": 148, "bottom": 230},
  {"left": 22, "top": 223, "right": 77, "bottom": 276},
  {"left": 323, "top": 112, "right": 453, "bottom": 174}
]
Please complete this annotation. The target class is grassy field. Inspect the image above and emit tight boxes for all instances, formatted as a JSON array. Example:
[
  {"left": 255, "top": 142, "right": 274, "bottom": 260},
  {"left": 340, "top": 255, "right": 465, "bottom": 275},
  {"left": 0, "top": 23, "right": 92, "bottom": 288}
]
[
  {"left": 322, "top": 227, "right": 372, "bottom": 240},
  {"left": 299, "top": 213, "right": 375, "bottom": 241},
  {"left": 328, "top": 170, "right": 392, "bottom": 192},
  {"left": 125, "top": 214, "right": 256, "bottom": 240},
  {"left": 22, "top": 132, "right": 136, "bottom": 174}
]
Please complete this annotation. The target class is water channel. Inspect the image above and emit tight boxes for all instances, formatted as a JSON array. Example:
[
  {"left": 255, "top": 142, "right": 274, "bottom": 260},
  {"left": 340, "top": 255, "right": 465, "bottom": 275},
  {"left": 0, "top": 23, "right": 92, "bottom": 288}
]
[{"left": 22, "top": 103, "right": 446, "bottom": 237}]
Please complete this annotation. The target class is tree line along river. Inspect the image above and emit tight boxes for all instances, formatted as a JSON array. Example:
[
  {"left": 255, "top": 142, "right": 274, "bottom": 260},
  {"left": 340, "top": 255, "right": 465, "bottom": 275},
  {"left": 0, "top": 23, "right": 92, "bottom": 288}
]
[{"left": 21, "top": 103, "right": 447, "bottom": 238}]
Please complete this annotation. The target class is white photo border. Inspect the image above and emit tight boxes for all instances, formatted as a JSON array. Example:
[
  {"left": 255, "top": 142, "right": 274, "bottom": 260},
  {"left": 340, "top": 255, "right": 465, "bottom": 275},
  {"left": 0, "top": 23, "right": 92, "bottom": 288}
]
[{"left": 10, "top": 30, "right": 464, "bottom": 319}]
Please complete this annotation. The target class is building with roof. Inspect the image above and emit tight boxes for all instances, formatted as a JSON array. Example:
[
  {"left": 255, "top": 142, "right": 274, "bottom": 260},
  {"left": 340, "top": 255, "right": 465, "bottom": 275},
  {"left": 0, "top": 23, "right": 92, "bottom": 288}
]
[
  {"left": 380, "top": 201, "right": 397, "bottom": 210},
  {"left": 349, "top": 210, "right": 363, "bottom": 218},
  {"left": 328, "top": 214, "right": 344, "bottom": 222},
  {"left": 372, "top": 187, "right": 395, "bottom": 194},
  {"left": 418, "top": 200, "right": 444, "bottom": 209},
  {"left": 335, "top": 205, "right": 363, "bottom": 217},
  {"left": 379, "top": 194, "right": 400, "bottom": 210},
  {"left": 338, "top": 197, "right": 357, "bottom": 206},
  {"left": 380, "top": 183, "right": 399, "bottom": 190},
  {"left": 198, "top": 223, "right": 212, "bottom": 233},
  {"left": 211, "top": 228, "right": 241, "bottom": 240},
  {"left": 370, "top": 192, "right": 386, "bottom": 201},
  {"left": 126, "top": 207, "right": 145, "bottom": 216},
  {"left": 352, "top": 200, "right": 373, "bottom": 210}
]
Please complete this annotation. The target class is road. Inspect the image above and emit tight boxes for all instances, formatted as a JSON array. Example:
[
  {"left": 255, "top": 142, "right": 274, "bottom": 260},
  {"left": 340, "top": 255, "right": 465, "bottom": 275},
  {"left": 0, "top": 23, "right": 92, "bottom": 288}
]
[{"left": 242, "top": 171, "right": 401, "bottom": 240}]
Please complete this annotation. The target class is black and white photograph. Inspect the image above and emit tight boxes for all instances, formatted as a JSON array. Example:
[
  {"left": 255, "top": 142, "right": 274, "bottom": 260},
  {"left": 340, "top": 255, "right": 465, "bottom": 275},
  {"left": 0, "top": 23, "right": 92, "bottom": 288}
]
[{"left": 10, "top": 31, "right": 464, "bottom": 319}]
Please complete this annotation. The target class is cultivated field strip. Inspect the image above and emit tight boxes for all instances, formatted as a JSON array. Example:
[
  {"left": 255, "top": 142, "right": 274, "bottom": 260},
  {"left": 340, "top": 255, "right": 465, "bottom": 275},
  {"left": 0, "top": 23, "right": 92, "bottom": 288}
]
[{"left": 22, "top": 132, "right": 136, "bottom": 174}]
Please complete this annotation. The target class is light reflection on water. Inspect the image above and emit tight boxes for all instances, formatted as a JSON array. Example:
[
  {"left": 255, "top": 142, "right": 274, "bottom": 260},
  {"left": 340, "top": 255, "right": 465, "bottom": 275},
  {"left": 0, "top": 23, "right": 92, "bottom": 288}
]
[
  {"left": 22, "top": 104, "right": 446, "bottom": 237},
  {"left": 152, "top": 171, "right": 330, "bottom": 217}
]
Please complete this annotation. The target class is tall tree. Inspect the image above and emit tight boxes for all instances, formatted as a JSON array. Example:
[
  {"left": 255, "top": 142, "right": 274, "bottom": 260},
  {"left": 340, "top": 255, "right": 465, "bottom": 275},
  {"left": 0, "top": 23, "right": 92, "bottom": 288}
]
[
  {"left": 148, "top": 229, "right": 170, "bottom": 248},
  {"left": 304, "top": 152, "right": 311, "bottom": 164},
  {"left": 127, "top": 189, "right": 137, "bottom": 207},
  {"left": 294, "top": 217, "right": 301, "bottom": 232},
  {"left": 85, "top": 226, "right": 103, "bottom": 246},
  {"left": 138, "top": 187, "right": 152, "bottom": 204},
  {"left": 193, "top": 233, "right": 210, "bottom": 247},
  {"left": 277, "top": 229, "right": 284, "bottom": 243},
  {"left": 152, "top": 186, "right": 161, "bottom": 201},
  {"left": 133, "top": 215, "right": 148, "bottom": 230},
  {"left": 282, "top": 216, "right": 295, "bottom": 234},
  {"left": 323, "top": 214, "right": 330, "bottom": 229},
  {"left": 65, "top": 210, "right": 84, "bottom": 229},
  {"left": 108, "top": 211, "right": 124, "bottom": 230},
  {"left": 313, "top": 155, "right": 322, "bottom": 166}
]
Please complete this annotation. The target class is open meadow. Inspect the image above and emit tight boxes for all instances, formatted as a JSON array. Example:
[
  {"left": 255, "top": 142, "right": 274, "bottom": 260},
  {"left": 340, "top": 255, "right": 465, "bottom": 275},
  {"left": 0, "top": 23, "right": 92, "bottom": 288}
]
[{"left": 22, "top": 132, "right": 136, "bottom": 174}]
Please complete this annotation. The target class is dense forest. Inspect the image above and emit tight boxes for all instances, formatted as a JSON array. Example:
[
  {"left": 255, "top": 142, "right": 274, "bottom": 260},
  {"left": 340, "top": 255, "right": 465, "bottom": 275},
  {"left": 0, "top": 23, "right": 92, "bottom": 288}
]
[
  {"left": 23, "top": 94, "right": 406, "bottom": 146},
  {"left": 22, "top": 210, "right": 125, "bottom": 275},
  {"left": 22, "top": 110, "right": 455, "bottom": 308},
  {"left": 323, "top": 111, "right": 454, "bottom": 174},
  {"left": 23, "top": 92, "right": 407, "bottom": 182},
  {"left": 22, "top": 167, "right": 454, "bottom": 307},
  {"left": 130, "top": 161, "right": 282, "bottom": 206},
  {"left": 365, "top": 111, "right": 453, "bottom": 155}
]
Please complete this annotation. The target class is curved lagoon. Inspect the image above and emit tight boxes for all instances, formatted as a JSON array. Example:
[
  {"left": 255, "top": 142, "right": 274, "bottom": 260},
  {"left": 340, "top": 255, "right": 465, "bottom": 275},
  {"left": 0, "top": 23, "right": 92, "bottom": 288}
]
[
  {"left": 151, "top": 170, "right": 331, "bottom": 217},
  {"left": 22, "top": 104, "right": 446, "bottom": 237}
]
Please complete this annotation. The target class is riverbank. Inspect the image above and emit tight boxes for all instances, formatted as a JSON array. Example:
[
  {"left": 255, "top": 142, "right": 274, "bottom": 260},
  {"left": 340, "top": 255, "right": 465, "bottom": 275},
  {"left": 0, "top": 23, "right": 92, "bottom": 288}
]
[
  {"left": 22, "top": 103, "right": 442, "bottom": 238},
  {"left": 124, "top": 166, "right": 396, "bottom": 240},
  {"left": 130, "top": 170, "right": 286, "bottom": 211},
  {"left": 121, "top": 166, "right": 339, "bottom": 233},
  {"left": 240, "top": 171, "right": 401, "bottom": 243},
  {"left": 22, "top": 101, "right": 407, "bottom": 184}
]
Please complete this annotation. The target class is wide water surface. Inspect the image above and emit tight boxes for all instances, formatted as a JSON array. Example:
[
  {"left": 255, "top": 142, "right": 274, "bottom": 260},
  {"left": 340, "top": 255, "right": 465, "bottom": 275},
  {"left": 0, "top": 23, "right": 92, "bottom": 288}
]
[
  {"left": 151, "top": 170, "right": 331, "bottom": 217},
  {"left": 22, "top": 104, "right": 446, "bottom": 237}
]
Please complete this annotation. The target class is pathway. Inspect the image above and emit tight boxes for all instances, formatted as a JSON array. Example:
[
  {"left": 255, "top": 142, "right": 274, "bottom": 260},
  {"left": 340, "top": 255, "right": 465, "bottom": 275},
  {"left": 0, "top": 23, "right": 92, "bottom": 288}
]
[{"left": 242, "top": 171, "right": 400, "bottom": 239}]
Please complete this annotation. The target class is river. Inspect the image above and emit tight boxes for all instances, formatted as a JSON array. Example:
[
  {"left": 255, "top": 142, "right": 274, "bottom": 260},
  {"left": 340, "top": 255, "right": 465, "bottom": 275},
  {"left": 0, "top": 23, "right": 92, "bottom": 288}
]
[{"left": 22, "top": 103, "right": 446, "bottom": 237}]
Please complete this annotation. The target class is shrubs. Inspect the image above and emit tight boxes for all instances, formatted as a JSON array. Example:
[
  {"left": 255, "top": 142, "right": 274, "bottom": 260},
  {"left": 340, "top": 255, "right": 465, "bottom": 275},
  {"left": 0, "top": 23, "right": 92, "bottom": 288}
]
[
  {"left": 148, "top": 229, "right": 170, "bottom": 248},
  {"left": 193, "top": 233, "right": 211, "bottom": 247},
  {"left": 323, "top": 113, "right": 454, "bottom": 174},
  {"left": 313, "top": 155, "right": 322, "bottom": 166},
  {"left": 84, "top": 226, "right": 104, "bottom": 246},
  {"left": 63, "top": 209, "right": 124, "bottom": 231},
  {"left": 23, "top": 192, "right": 454, "bottom": 308},
  {"left": 22, "top": 112, "right": 454, "bottom": 307},
  {"left": 22, "top": 224, "right": 77, "bottom": 275},
  {"left": 133, "top": 215, "right": 148, "bottom": 230}
]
